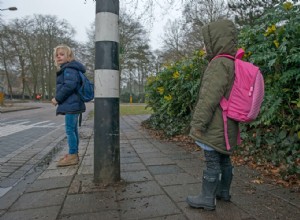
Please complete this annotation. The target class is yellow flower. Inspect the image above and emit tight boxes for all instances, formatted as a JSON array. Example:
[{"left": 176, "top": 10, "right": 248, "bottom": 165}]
[
  {"left": 164, "top": 94, "right": 172, "bottom": 101},
  {"left": 157, "top": 87, "right": 164, "bottom": 95},
  {"left": 146, "top": 75, "right": 156, "bottom": 85},
  {"left": 198, "top": 49, "right": 206, "bottom": 57},
  {"left": 283, "top": 2, "right": 293, "bottom": 11},
  {"left": 172, "top": 71, "right": 180, "bottom": 79},
  {"left": 273, "top": 40, "right": 280, "bottom": 48},
  {"left": 271, "top": 25, "right": 276, "bottom": 31},
  {"left": 264, "top": 25, "right": 276, "bottom": 37},
  {"left": 244, "top": 51, "right": 252, "bottom": 59}
]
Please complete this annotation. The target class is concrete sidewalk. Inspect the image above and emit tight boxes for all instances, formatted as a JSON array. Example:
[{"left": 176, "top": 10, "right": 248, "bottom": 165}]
[{"left": 0, "top": 113, "right": 299, "bottom": 220}]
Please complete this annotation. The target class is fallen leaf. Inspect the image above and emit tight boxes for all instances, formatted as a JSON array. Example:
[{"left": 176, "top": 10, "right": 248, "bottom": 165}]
[{"left": 251, "top": 179, "right": 264, "bottom": 184}]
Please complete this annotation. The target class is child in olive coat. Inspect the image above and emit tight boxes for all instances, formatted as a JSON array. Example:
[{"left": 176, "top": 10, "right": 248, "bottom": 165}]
[{"left": 187, "top": 20, "right": 239, "bottom": 210}]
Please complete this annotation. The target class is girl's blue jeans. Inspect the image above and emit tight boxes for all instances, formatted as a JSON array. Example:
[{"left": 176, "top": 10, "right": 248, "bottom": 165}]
[{"left": 65, "top": 113, "right": 79, "bottom": 154}]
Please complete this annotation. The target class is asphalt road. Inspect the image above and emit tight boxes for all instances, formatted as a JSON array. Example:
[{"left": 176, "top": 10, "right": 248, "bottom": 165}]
[
  {"left": 0, "top": 102, "right": 64, "bottom": 158},
  {"left": 0, "top": 101, "right": 93, "bottom": 197}
]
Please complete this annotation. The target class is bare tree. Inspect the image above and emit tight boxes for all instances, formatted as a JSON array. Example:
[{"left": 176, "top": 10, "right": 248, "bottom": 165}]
[
  {"left": 160, "top": 19, "right": 185, "bottom": 63},
  {"left": 0, "top": 14, "right": 76, "bottom": 99},
  {"left": 0, "top": 26, "right": 14, "bottom": 99},
  {"left": 182, "top": 0, "right": 230, "bottom": 51},
  {"left": 80, "top": 22, "right": 95, "bottom": 81},
  {"left": 228, "top": 0, "right": 284, "bottom": 27},
  {"left": 119, "top": 11, "right": 154, "bottom": 96},
  {"left": 2, "top": 23, "right": 28, "bottom": 99},
  {"left": 183, "top": 0, "right": 230, "bottom": 24},
  {"left": 30, "top": 14, "right": 76, "bottom": 99},
  {"left": 158, "top": 0, "right": 230, "bottom": 62}
]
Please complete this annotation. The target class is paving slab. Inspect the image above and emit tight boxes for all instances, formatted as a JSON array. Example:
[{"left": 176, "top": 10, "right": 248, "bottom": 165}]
[
  {"left": 269, "top": 187, "right": 300, "bottom": 207},
  {"left": 178, "top": 201, "right": 253, "bottom": 220},
  {"left": 163, "top": 183, "right": 201, "bottom": 202},
  {"left": 147, "top": 164, "right": 184, "bottom": 175},
  {"left": 25, "top": 176, "right": 73, "bottom": 193},
  {"left": 120, "top": 157, "right": 141, "bottom": 164},
  {"left": 116, "top": 181, "right": 164, "bottom": 200},
  {"left": 142, "top": 157, "right": 175, "bottom": 166},
  {"left": 121, "top": 170, "right": 153, "bottom": 182},
  {"left": 59, "top": 211, "right": 120, "bottom": 220},
  {"left": 119, "top": 195, "right": 181, "bottom": 219},
  {"left": 0, "top": 169, "right": 43, "bottom": 210},
  {"left": 121, "top": 162, "right": 147, "bottom": 172},
  {"left": 10, "top": 188, "right": 68, "bottom": 211},
  {"left": 61, "top": 191, "right": 118, "bottom": 216},
  {"left": 0, "top": 206, "right": 60, "bottom": 220},
  {"left": 138, "top": 151, "right": 168, "bottom": 159},
  {"left": 154, "top": 173, "right": 200, "bottom": 186}
]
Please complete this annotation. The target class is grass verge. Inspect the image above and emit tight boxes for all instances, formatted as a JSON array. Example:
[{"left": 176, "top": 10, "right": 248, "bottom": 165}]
[
  {"left": 120, "top": 103, "right": 152, "bottom": 115},
  {"left": 88, "top": 103, "right": 152, "bottom": 116}
]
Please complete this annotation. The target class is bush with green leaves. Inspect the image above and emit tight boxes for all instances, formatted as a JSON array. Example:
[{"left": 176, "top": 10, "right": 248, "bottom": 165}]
[
  {"left": 144, "top": 51, "right": 207, "bottom": 136},
  {"left": 237, "top": 1, "right": 300, "bottom": 177},
  {"left": 145, "top": 1, "right": 299, "bottom": 179}
]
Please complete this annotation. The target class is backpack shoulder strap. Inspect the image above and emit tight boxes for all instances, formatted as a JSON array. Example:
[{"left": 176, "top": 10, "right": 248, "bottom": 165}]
[
  {"left": 235, "top": 48, "right": 244, "bottom": 59},
  {"left": 214, "top": 54, "right": 235, "bottom": 60},
  {"left": 213, "top": 48, "right": 245, "bottom": 61}
]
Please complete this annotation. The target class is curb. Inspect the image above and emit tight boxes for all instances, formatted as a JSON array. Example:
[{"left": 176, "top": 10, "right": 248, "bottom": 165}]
[{"left": 0, "top": 106, "right": 41, "bottom": 113}]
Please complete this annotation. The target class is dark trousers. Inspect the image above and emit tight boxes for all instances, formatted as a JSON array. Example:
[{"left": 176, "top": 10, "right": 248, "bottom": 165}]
[{"left": 204, "top": 150, "right": 232, "bottom": 173}]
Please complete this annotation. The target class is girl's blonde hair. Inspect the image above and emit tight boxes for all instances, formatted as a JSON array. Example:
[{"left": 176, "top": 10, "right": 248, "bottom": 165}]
[{"left": 53, "top": 45, "right": 75, "bottom": 69}]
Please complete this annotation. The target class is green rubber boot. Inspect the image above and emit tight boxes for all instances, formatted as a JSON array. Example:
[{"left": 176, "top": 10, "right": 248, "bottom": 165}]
[
  {"left": 186, "top": 170, "right": 221, "bottom": 210},
  {"left": 216, "top": 166, "right": 233, "bottom": 201}
]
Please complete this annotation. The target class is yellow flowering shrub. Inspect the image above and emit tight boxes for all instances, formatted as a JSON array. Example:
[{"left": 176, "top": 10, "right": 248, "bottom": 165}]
[
  {"left": 145, "top": 52, "right": 208, "bottom": 136},
  {"left": 283, "top": 1, "right": 293, "bottom": 11},
  {"left": 164, "top": 94, "right": 172, "bottom": 101},
  {"left": 172, "top": 71, "right": 180, "bottom": 79},
  {"left": 238, "top": 1, "right": 300, "bottom": 178},
  {"left": 157, "top": 87, "right": 164, "bottom": 95},
  {"left": 273, "top": 40, "right": 280, "bottom": 48},
  {"left": 264, "top": 24, "right": 276, "bottom": 37}
]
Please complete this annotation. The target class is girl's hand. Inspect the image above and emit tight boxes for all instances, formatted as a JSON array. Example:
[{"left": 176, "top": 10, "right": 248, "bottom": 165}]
[{"left": 51, "top": 98, "right": 58, "bottom": 106}]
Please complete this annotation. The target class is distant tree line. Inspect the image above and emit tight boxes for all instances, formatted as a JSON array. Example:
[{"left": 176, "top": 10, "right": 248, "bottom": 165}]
[
  {"left": 0, "top": 4, "right": 155, "bottom": 102},
  {"left": 0, "top": 0, "right": 288, "bottom": 102}
]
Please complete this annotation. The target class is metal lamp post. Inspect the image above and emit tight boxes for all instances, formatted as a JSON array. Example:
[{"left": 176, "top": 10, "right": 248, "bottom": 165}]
[{"left": 0, "top": 7, "right": 17, "bottom": 11}]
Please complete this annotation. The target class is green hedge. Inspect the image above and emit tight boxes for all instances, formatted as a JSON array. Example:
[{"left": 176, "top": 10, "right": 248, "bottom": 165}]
[
  {"left": 145, "top": 51, "right": 207, "bottom": 136},
  {"left": 145, "top": 2, "right": 299, "bottom": 178}
]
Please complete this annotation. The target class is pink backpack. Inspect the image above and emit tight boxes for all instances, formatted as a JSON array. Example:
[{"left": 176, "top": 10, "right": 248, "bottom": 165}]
[{"left": 214, "top": 48, "right": 264, "bottom": 150}]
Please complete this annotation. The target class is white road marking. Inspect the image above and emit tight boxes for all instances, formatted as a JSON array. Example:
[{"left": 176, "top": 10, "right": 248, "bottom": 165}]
[
  {"left": 0, "top": 187, "right": 12, "bottom": 198},
  {"left": 0, "top": 120, "right": 63, "bottom": 138}
]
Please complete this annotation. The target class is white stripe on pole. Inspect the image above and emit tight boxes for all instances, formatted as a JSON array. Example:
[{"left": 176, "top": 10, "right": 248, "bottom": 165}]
[
  {"left": 95, "top": 12, "right": 119, "bottom": 42},
  {"left": 94, "top": 69, "right": 119, "bottom": 98}
]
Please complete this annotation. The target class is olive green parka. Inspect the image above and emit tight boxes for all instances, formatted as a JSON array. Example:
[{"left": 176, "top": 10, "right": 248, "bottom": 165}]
[{"left": 189, "top": 20, "right": 239, "bottom": 155}]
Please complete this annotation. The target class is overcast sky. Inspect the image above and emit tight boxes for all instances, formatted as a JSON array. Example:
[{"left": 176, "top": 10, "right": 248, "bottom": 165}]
[{"left": 0, "top": 0, "right": 181, "bottom": 50}]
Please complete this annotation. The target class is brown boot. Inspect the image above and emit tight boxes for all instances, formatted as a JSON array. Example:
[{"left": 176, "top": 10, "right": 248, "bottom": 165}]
[
  {"left": 57, "top": 154, "right": 79, "bottom": 167},
  {"left": 58, "top": 154, "right": 68, "bottom": 162}
]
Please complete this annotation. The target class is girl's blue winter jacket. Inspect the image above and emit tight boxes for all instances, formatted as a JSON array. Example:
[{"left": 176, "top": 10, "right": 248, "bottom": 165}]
[{"left": 55, "top": 60, "right": 86, "bottom": 115}]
